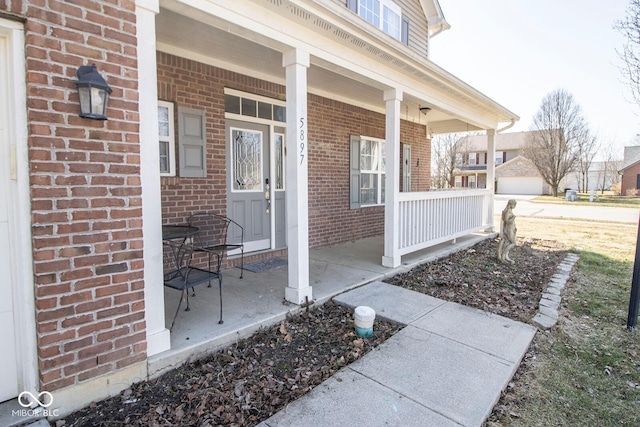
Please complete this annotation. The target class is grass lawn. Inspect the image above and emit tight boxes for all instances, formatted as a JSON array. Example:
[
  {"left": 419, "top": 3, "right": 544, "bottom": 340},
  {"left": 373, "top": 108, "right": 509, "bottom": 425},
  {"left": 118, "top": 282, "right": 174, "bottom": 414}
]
[
  {"left": 533, "top": 193, "right": 640, "bottom": 209},
  {"left": 491, "top": 215, "right": 640, "bottom": 426}
]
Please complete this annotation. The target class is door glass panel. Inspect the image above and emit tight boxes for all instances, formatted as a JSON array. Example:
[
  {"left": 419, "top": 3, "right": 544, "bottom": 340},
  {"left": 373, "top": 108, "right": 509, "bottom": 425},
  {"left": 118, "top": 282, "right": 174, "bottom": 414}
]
[
  {"left": 241, "top": 98, "right": 257, "bottom": 117},
  {"left": 225, "top": 94, "right": 241, "bottom": 114},
  {"left": 258, "top": 102, "right": 272, "bottom": 120},
  {"left": 273, "top": 105, "right": 286, "bottom": 122},
  {"left": 232, "top": 129, "right": 262, "bottom": 191}
]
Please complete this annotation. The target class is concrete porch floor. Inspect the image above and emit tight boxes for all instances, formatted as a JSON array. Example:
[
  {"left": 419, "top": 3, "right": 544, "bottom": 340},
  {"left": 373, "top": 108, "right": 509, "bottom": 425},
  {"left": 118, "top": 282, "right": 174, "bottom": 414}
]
[{"left": 148, "top": 232, "right": 495, "bottom": 377}]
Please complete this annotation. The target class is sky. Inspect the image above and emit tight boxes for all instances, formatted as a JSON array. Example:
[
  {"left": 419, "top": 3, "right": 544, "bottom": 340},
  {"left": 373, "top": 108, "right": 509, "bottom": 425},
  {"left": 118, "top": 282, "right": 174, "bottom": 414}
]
[{"left": 430, "top": 0, "right": 638, "bottom": 158}]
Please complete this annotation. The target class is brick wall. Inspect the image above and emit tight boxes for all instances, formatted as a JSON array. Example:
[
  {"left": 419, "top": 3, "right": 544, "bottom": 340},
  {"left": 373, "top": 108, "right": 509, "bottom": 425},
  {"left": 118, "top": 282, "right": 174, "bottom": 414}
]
[
  {"left": 11, "top": 0, "right": 145, "bottom": 391},
  {"left": 157, "top": 53, "right": 430, "bottom": 250},
  {"left": 622, "top": 162, "right": 640, "bottom": 196},
  {"left": 495, "top": 155, "right": 540, "bottom": 178}
]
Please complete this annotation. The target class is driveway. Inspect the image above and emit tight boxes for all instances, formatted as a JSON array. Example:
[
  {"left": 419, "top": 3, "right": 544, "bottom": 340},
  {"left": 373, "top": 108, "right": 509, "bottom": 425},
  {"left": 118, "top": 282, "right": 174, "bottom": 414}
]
[{"left": 494, "top": 194, "right": 640, "bottom": 224}]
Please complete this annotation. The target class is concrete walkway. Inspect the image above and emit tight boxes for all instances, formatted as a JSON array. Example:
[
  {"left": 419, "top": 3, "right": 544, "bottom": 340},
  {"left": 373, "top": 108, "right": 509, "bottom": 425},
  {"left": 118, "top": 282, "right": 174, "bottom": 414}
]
[{"left": 259, "top": 281, "right": 537, "bottom": 427}]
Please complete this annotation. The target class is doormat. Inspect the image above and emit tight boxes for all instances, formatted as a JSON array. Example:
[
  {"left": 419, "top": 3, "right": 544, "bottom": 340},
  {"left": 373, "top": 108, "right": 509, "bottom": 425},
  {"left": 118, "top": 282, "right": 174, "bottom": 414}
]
[{"left": 241, "top": 258, "right": 288, "bottom": 273}]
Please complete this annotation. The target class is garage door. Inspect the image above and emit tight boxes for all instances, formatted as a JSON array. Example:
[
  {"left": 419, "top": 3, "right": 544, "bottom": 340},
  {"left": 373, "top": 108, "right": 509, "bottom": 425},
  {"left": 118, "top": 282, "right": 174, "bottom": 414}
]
[{"left": 497, "top": 177, "right": 543, "bottom": 195}]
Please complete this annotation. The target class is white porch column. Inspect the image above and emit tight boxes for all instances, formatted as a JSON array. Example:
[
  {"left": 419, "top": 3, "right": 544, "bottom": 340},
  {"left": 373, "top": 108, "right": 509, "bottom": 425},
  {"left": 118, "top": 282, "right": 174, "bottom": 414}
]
[
  {"left": 283, "top": 49, "right": 313, "bottom": 304},
  {"left": 136, "top": 0, "right": 170, "bottom": 356},
  {"left": 486, "top": 129, "right": 496, "bottom": 231},
  {"left": 382, "top": 88, "right": 403, "bottom": 268}
]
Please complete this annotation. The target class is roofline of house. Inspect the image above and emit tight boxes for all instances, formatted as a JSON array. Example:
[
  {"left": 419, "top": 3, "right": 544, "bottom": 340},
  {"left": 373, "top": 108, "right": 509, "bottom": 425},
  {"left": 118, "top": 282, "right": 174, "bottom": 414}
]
[
  {"left": 305, "top": 0, "right": 519, "bottom": 126},
  {"left": 619, "top": 158, "right": 640, "bottom": 173}
]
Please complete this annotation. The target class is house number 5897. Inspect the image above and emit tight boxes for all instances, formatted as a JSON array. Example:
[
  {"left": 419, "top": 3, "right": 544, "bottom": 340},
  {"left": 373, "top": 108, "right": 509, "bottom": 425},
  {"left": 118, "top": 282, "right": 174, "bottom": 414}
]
[{"left": 299, "top": 117, "right": 307, "bottom": 165}]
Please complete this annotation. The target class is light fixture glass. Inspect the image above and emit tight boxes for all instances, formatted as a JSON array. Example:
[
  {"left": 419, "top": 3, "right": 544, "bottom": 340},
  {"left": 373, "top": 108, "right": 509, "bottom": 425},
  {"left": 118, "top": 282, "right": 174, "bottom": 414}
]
[{"left": 75, "top": 64, "right": 112, "bottom": 120}]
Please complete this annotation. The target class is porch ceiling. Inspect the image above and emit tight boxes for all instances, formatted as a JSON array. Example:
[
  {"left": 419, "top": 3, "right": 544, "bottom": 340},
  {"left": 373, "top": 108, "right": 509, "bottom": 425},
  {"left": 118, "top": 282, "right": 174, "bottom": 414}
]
[{"left": 156, "top": 0, "right": 518, "bottom": 135}]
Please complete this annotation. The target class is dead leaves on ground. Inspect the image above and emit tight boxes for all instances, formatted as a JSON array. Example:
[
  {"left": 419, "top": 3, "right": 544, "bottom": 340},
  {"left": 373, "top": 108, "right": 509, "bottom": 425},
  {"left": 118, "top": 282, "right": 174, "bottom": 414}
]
[
  {"left": 60, "top": 238, "right": 566, "bottom": 427},
  {"left": 387, "top": 237, "right": 568, "bottom": 324},
  {"left": 60, "top": 302, "right": 401, "bottom": 427}
]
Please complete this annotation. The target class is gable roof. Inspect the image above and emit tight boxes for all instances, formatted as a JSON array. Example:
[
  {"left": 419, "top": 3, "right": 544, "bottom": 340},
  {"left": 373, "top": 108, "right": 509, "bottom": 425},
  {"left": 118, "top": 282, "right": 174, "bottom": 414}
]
[
  {"left": 457, "top": 131, "right": 541, "bottom": 152},
  {"left": 620, "top": 146, "right": 640, "bottom": 172}
]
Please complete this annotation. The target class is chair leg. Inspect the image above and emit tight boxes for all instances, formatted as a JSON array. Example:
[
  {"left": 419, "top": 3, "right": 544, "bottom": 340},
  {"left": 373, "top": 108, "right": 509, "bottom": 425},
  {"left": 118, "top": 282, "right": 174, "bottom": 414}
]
[
  {"left": 207, "top": 252, "right": 213, "bottom": 287},
  {"left": 185, "top": 288, "right": 191, "bottom": 311},
  {"left": 169, "top": 290, "right": 186, "bottom": 331},
  {"left": 217, "top": 274, "right": 223, "bottom": 324}
]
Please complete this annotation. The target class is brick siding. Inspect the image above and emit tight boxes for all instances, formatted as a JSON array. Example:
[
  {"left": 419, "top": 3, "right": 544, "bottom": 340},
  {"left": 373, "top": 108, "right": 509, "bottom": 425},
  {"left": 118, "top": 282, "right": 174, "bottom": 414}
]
[
  {"left": 621, "top": 162, "right": 640, "bottom": 196},
  {"left": 157, "top": 53, "right": 430, "bottom": 251},
  {"left": 9, "top": 0, "right": 145, "bottom": 391}
]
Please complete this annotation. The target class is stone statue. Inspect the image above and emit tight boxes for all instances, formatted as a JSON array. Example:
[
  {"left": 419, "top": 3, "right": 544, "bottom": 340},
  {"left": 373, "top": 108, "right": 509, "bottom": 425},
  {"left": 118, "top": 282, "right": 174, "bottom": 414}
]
[{"left": 497, "top": 199, "right": 517, "bottom": 263}]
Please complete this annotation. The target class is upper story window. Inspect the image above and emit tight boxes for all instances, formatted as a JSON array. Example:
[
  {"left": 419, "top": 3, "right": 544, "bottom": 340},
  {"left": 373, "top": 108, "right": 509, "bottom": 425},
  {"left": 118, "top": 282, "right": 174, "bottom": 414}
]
[
  {"left": 495, "top": 151, "right": 505, "bottom": 165},
  {"left": 356, "top": 0, "right": 402, "bottom": 41},
  {"left": 468, "top": 153, "right": 477, "bottom": 166}
]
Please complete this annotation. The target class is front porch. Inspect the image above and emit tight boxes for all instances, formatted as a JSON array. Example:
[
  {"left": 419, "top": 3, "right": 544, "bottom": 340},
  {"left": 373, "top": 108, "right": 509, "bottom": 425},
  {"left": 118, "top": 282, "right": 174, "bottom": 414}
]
[{"left": 148, "top": 231, "right": 494, "bottom": 377}]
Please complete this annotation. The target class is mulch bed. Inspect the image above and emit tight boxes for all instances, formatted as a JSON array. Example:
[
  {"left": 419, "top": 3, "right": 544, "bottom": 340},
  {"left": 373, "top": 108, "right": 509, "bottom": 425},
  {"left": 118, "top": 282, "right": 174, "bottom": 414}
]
[
  {"left": 387, "top": 236, "right": 569, "bottom": 324},
  {"left": 57, "top": 236, "right": 567, "bottom": 426}
]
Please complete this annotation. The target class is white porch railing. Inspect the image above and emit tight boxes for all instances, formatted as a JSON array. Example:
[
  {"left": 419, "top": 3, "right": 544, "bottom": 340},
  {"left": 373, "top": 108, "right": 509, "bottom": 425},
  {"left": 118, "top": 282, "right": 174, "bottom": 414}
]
[{"left": 397, "top": 189, "right": 492, "bottom": 256}]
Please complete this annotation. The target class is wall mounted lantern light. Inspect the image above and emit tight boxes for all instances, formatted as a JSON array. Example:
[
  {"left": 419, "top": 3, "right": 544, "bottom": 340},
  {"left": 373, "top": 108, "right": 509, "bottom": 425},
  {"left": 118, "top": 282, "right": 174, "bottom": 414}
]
[{"left": 75, "top": 64, "right": 112, "bottom": 120}]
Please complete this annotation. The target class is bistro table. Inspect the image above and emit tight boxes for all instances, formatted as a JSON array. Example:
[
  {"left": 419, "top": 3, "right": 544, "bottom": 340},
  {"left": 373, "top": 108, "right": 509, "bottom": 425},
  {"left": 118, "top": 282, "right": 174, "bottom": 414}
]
[{"left": 162, "top": 224, "right": 199, "bottom": 241}]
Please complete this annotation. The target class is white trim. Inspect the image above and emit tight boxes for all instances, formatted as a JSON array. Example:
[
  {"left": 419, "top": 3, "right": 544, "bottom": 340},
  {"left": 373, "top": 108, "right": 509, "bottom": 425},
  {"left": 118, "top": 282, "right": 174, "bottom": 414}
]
[
  {"left": 158, "top": 100, "right": 176, "bottom": 177},
  {"left": 243, "top": 238, "right": 271, "bottom": 253},
  {"left": 358, "top": 135, "right": 386, "bottom": 206},
  {"left": 225, "top": 112, "right": 283, "bottom": 127},
  {"left": 224, "top": 88, "right": 286, "bottom": 107},
  {"left": 0, "top": 17, "right": 38, "bottom": 399},
  {"left": 137, "top": 0, "right": 170, "bottom": 356}
]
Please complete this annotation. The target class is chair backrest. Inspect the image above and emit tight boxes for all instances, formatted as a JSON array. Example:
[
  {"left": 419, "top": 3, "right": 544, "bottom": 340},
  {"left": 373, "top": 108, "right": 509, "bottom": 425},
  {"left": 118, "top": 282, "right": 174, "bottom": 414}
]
[{"left": 189, "top": 213, "right": 231, "bottom": 248}]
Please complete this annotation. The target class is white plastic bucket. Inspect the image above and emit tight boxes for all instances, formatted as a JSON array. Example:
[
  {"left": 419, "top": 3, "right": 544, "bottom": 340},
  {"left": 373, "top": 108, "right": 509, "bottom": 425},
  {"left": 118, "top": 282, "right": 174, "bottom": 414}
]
[{"left": 354, "top": 306, "right": 376, "bottom": 338}]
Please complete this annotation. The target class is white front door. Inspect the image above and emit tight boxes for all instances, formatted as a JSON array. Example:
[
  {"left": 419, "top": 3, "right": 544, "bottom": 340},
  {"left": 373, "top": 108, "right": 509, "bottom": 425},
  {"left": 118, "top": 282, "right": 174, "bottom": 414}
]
[{"left": 0, "top": 28, "right": 20, "bottom": 402}]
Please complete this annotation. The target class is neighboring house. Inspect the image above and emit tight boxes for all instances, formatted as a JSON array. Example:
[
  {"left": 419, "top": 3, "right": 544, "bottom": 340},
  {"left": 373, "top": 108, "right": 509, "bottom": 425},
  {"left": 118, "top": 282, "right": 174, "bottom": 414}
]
[
  {"left": 0, "top": 0, "right": 518, "bottom": 418},
  {"left": 454, "top": 131, "right": 552, "bottom": 195},
  {"left": 620, "top": 146, "right": 640, "bottom": 196},
  {"left": 568, "top": 160, "right": 622, "bottom": 193}
]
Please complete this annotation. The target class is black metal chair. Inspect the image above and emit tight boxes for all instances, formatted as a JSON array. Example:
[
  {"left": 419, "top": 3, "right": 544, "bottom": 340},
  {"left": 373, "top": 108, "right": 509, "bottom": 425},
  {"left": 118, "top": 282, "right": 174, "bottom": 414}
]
[
  {"left": 188, "top": 212, "right": 245, "bottom": 279},
  {"left": 163, "top": 240, "right": 223, "bottom": 330}
]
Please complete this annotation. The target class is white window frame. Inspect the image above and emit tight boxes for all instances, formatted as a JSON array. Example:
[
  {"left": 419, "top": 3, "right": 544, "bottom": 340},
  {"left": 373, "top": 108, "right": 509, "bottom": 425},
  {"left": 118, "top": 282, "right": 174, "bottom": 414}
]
[
  {"left": 358, "top": 0, "right": 401, "bottom": 40},
  {"left": 158, "top": 100, "right": 175, "bottom": 177},
  {"left": 454, "top": 175, "right": 462, "bottom": 188},
  {"left": 468, "top": 175, "right": 476, "bottom": 189},
  {"left": 495, "top": 151, "right": 504, "bottom": 165},
  {"left": 360, "top": 136, "right": 386, "bottom": 206},
  {"left": 468, "top": 152, "right": 477, "bottom": 166}
]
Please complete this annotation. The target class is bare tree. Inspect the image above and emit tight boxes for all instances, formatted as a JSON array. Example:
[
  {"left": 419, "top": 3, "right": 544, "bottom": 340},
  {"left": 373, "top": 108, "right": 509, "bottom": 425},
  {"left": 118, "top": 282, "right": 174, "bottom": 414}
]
[
  {"left": 430, "top": 133, "right": 470, "bottom": 189},
  {"left": 523, "top": 89, "right": 590, "bottom": 197},
  {"left": 615, "top": 0, "right": 640, "bottom": 106},
  {"left": 575, "top": 133, "right": 599, "bottom": 191},
  {"left": 598, "top": 141, "right": 623, "bottom": 193}
]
